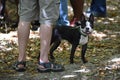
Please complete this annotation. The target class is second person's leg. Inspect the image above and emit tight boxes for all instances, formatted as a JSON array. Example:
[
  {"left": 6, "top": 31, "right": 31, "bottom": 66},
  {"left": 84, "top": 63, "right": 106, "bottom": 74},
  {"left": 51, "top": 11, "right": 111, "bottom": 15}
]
[
  {"left": 70, "top": 0, "right": 84, "bottom": 26},
  {"left": 57, "top": 0, "right": 70, "bottom": 26}
]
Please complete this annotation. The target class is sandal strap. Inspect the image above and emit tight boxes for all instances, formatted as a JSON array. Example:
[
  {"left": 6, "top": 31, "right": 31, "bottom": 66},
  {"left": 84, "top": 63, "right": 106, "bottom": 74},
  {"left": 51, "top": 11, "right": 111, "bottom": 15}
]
[
  {"left": 16, "top": 61, "right": 26, "bottom": 67},
  {"left": 38, "top": 62, "right": 52, "bottom": 69},
  {"left": 38, "top": 62, "right": 65, "bottom": 72},
  {"left": 13, "top": 61, "right": 26, "bottom": 72}
]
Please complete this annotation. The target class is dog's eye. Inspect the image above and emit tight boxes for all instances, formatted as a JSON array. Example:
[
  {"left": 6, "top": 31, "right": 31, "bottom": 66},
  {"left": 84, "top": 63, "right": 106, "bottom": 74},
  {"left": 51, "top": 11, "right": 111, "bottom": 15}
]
[{"left": 81, "top": 21, "right": 86, "bottom": 28}]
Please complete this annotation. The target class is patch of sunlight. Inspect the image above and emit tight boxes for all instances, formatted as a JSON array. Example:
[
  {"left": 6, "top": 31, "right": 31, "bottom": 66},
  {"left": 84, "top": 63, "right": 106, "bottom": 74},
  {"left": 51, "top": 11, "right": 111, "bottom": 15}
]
[
  {"left": 97, "top": 19, "right": 103, "bottom": 23},
  {"left": 0, "top": 30, "right": 39, "bottom": 44},
  {"left": 105, "top": 57, "right": 120, "bottom": 70},
  {"left": 68, "top": 5, "right": 73, "bottom": 16},
  {"left": 103, "top": 21, "right": 110, "bottom": 24},
  {"left": 107, "top": 6, "right": 117, "bottom": 10},
  {"left": 26, "top": 56, "right": 31, "bottom": 60},
  {"left": 108, "top": 18, "right": 114, "bottom": 21},
  {"left": 57, "top": 46, "right": 63, "bottom": 51},
  {"left": 73, "top": 68, "right": 90, "bottom": 73},
  {"left": 0, "top": 47, "right": 12, "bottom": 51},
  {"left": 29, "top": 30, "right": 39, "bottom": 38},
  {"left": 62, "top": 74, "right": 77, "bottom": 78},
  {"left": 0, "top": 41, "right": 13, "bottom": 51},
  {"left": 91, "top": 30, "right": 107, "bottom": 41},
  {"left": 18, "top": 73, "right": 24, "bottom": 76},
  {"left": 6, "top": 47, "right": 12, "bottom": 51},
  {"left": 109, "top": 58, "right": 120, "bottom": 62}
]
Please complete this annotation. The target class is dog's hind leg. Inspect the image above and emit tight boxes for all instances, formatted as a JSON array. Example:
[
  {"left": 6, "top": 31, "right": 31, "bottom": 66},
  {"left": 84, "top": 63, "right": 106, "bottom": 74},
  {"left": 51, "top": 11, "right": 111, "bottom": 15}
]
[
  {"left": 50, "top": 40, "right": 61, "bottom": 61},
  {"left": 70, "top": 44, "right": 78, "bottom": 64},
  {"left": 81, "top": 44, "right": 88, "bottom": 63}
]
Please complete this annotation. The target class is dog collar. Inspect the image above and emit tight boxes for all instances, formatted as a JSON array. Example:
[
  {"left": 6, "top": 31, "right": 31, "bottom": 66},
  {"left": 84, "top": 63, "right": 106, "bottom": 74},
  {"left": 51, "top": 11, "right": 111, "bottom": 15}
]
[
  {"left": 79, "top": 26, "right": 88, "bottom": 37},
  {"left": 80, "top": 30, "right": 88, "bottom": 37}
]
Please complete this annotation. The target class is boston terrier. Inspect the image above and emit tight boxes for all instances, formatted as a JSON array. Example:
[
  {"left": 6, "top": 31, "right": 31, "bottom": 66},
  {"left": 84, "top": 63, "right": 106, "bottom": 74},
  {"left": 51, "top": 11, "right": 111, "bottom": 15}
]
[{"left": 50, "top": 13, "right": 94, "bottom": 64}]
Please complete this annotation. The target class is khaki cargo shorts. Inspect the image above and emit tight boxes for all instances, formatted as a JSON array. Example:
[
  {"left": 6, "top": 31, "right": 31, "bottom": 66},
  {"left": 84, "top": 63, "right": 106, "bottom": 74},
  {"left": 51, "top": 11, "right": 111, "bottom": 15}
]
[{"left": 18, "top": 0, "right": 60, "bottom": 25}]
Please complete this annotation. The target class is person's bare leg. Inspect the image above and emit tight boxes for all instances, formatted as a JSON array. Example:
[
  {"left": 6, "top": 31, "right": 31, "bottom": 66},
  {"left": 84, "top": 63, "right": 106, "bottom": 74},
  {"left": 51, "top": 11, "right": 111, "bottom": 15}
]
[
  {"left": 70, "top": 0, "right": 84, "bottom": 26},
  {"left": 70, "top": 0, "right": 84, "bottom": 18},
  {"left": 39, "top": 24, "right": 53, "bottom": 62},
  {"left": 18, "top": 21, "right": 30, "bottom": 62}
]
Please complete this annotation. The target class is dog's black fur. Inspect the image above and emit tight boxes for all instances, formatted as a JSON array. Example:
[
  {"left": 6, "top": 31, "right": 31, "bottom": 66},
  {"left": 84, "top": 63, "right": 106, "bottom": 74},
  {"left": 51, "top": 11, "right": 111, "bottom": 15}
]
[{"left": 50, "top": 14, "right": 94, "bottom": 64}]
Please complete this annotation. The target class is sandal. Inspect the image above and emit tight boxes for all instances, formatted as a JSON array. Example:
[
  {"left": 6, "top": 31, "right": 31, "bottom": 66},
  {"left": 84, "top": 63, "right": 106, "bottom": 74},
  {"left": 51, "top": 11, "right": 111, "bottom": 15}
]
[
  {"left": 37, "top": 62, "right": 65, "bottom": 72},
  {"left": 13, "top": 61, "right": 26, "bottom": 72}
]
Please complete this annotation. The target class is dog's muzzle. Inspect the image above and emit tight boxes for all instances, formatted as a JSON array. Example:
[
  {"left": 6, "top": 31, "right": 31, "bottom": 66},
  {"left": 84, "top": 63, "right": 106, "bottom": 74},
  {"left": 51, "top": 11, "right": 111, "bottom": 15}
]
[{"left": 81, "top": 28, "right": 92, "bottom": 36}]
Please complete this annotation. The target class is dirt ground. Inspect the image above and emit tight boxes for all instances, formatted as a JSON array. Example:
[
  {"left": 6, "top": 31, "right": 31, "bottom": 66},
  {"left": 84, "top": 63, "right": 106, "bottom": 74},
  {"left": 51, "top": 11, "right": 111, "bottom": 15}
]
[
  {"left": 0, "top": 19, "right": 120, "bottom": 80},
  {"left": 0, "top": 0, "right": 120, "bottom": 80}
]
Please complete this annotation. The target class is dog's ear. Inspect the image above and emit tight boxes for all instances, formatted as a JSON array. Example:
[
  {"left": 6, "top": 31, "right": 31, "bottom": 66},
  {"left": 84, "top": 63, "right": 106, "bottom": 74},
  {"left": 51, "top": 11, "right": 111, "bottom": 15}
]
[
  {"left": 80, "top": 14, "right": 85, "bottom": 21},
  {"left": 89, "top": 13, "right": 94, "bottom": 22},
  {"left": 75, "top": 21, "right": 81, "bottom": 26}
]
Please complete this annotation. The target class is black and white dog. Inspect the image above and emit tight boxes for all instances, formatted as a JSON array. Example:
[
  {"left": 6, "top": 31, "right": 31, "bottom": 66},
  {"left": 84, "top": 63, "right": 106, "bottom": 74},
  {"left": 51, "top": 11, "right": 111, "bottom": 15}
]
[{"left": 50, "top": 13, "right": 94, "bottom": 64}]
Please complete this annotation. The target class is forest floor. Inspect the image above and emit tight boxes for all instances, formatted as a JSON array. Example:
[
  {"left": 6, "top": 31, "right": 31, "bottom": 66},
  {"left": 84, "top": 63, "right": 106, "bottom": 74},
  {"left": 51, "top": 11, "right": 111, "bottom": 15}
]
[{"left": 0, "top": 0, "right": 120, "bottom": 80}]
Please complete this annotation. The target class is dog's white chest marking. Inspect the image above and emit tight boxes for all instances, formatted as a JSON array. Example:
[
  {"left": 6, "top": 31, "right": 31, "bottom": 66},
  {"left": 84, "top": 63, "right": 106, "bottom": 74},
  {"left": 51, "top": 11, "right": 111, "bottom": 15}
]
[{"left": 79, "top": 35, "right": 88, "bottom": 45}]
